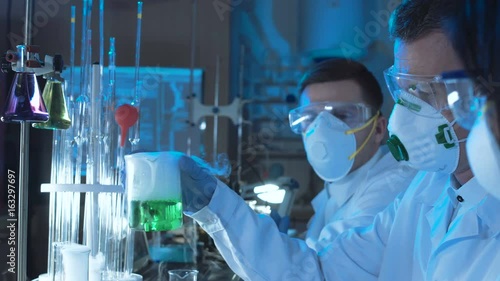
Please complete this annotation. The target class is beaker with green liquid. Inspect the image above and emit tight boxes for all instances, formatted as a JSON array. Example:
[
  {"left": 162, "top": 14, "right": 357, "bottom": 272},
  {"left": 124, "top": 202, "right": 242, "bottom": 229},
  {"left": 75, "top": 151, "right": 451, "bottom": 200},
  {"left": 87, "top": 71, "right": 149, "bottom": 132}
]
[{"left": 125, "top": 152, "right": 184, "bottom": 232}]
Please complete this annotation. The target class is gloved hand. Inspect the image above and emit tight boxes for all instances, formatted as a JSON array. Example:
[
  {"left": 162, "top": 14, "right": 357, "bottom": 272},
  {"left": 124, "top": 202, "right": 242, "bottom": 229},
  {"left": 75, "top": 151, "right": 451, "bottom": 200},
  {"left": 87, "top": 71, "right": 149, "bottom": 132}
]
[
  {"left": 270, "top": 209, "right": 290, "bottom": 234},
  {"left": 179, "top": 154, "right": 218, "bottom": 214}
]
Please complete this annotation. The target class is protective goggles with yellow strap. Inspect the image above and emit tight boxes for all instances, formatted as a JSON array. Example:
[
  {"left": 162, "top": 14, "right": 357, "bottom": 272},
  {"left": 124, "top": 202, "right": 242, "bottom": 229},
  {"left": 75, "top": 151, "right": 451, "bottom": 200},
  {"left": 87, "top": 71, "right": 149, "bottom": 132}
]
[{"left": 288, "top": 101, "right": 377, "bottom": 134}]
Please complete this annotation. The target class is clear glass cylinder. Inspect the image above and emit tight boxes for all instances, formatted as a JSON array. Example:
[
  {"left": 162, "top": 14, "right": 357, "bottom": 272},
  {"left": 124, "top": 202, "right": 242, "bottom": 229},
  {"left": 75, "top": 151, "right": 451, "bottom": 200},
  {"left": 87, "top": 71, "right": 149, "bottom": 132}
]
[
  {"left": 61, "top": 244, "right": 91, "bottom": 281},
  {"left": 168, "top": 269, "right": 198, "bottom": 281}
]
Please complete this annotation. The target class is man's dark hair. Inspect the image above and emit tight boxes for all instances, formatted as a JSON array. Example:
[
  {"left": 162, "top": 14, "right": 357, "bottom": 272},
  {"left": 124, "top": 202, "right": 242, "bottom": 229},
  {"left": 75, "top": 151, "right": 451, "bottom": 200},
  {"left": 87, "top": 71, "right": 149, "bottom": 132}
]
[
  {"left": 389, "top": 0, "right": 457, "bottom": 42},
  {"left": 391, "top": 0, "right": 500, "bottom": 96},
  {"left": 298, "top": 58, "right": 383, "bottom": 112}
]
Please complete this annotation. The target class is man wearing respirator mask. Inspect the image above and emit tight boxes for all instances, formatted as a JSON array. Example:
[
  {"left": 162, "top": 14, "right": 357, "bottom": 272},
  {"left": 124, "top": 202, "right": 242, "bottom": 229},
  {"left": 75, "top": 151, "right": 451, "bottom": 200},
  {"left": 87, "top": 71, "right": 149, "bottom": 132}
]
[
  {"left": 178, "top": 0, "right": 500, "bottom": 280},
  {"left": 288, "top": 58, "right": 416, "bottom": 250},
  {"left": 180, "top": 58, "right": 417, "bottom": 278},
  {"left": 440, "top": 0, "right": 500, "bottom": 201}
]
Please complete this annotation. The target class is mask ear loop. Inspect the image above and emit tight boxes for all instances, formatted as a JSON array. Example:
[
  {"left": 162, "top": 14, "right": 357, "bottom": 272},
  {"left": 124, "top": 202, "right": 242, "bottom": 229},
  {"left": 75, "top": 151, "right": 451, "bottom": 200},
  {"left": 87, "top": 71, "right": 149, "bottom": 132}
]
[
  {"left": 346, "top": 111, "right": 380, "bottom": 160},
  {"left": 448, "top": 119, "right": 468, "bottom": 143}
]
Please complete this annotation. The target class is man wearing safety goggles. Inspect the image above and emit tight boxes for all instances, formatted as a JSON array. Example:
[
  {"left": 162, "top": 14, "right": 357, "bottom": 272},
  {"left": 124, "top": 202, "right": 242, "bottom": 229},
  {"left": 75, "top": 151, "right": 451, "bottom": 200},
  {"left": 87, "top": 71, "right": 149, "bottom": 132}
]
[
  {"left": 442, "top": 0, "right": 500, "bottom": 203},
  {"left": 176, "top": 1, "right": 496, "bottom": 280},
  {"left": 288, "top": 58, "right": 416, "bottom": 252},
  {"left": 441, "top": 70, "right": 499, "bottom": 195},
  {"left": 430, "top": 0, "right": 500, "bottom": 277},
  {"left": 350, "top": 0, "right": 497, "bottom": 279}
]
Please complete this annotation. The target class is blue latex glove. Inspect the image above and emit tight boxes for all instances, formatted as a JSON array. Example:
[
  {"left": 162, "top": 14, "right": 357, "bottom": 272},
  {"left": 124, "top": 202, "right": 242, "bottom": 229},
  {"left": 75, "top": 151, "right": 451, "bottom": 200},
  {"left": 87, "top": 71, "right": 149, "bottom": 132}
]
[
  {"left": 179, "top": 155, "right": 218, "bottom": 214},
  {"left": 270, "top": 209, "right": 290, "bottom": 234}
]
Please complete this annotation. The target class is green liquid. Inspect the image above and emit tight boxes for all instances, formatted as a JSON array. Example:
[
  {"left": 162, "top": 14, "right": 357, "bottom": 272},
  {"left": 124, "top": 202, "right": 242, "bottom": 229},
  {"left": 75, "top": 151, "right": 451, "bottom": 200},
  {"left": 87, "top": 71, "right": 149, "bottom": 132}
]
[
  {"left": 32, "top": 80, "right": 72, "bottom": 130},
  {"left": 129, "top": 200, "right": 183, "bottom": 232}
]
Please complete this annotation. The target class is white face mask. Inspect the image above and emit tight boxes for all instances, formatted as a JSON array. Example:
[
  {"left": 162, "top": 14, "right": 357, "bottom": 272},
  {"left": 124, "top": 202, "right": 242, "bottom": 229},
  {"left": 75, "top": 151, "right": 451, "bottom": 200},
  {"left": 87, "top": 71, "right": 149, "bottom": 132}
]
[
  {"left": 387, "top": 91, "right": 461, "bottom": 174},
  {"left": 467, "top": 112, "right": 500, "bottom": 198},
  {"left": 303, "top": 111, "right": 378, "bottom": 182}
]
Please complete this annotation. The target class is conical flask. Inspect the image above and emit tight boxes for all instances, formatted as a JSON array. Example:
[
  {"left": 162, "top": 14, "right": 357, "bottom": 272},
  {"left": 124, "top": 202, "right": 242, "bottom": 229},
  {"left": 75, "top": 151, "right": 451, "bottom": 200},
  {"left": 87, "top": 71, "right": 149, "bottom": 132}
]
[
  {"left": 33, "top": 73, "right": 71, "bottom": 130},
  {"left": 1, "top": 72, "right": 49, "bottom": 122}
]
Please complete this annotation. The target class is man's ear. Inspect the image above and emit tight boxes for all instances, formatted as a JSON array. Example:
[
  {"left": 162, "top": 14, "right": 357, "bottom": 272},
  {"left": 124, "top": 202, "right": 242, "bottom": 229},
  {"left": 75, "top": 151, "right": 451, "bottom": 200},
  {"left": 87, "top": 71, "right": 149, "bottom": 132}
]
[{"left": 374, "top": 115, "right": 388, "bottom": 145}]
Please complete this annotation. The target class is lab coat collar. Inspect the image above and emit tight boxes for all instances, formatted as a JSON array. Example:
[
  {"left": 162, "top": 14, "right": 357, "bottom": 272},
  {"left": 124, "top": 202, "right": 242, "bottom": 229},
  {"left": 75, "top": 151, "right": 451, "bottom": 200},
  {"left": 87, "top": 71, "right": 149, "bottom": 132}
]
[
  {"left": 447, "top": 176, "right": 488, "bottom": 208},
  {"left": 476, "top": 191, "right": 500, "bottom": 237},
  {"left": 327, "top": 147, "right": 383, "bottom": 186},
  {"left": 324, "top": 148, "right": 384, "bottom": 208},
  {"left": 412, "top": 171, "right": 450, "bottom": 207},
  {"left": 311, "top": 189, "right": 328, "bottom": 213},
  {"left": 310, "top": 148, "right": 384, "bottom": 212},
  {"left": 443, "top": 182, "right": 500, "bottom": 243},
  {"left": 425, "top": 180, "right": 455, "bottom": 250},
  {"left": 426, "top": 177, "right": 499, "bottom": 254}
]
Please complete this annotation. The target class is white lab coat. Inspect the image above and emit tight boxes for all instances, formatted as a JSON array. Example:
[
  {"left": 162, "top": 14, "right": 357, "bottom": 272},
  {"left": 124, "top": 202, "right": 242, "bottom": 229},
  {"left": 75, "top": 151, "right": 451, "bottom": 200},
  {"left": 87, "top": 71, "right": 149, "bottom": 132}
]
[
  {"left": 306, "top": 146, "right": 417, "bottom": 251},
  {"left": 189, "top": 171, "right": 500, "bottom": 281}
]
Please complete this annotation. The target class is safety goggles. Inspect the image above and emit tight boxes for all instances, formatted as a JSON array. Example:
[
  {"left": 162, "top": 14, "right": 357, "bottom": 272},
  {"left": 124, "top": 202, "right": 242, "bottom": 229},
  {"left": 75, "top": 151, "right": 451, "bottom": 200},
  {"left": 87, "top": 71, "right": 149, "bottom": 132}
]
[
  {"left": 288, "top": 102, "right": 374, "bottom": 134},
  {"left": 384, "top": 66, "right": 450, "bottom": 112},
  {"left": 441, "top": 70, "right": 488, "bottom": 130}
]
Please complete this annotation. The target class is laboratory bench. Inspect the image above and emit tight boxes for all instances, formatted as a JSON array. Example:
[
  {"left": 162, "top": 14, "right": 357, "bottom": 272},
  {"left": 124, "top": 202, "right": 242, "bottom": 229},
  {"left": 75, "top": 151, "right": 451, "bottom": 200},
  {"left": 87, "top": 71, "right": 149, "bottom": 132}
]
[{"left": 136, "top": 249, "right": 240, "bottom": 281}]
